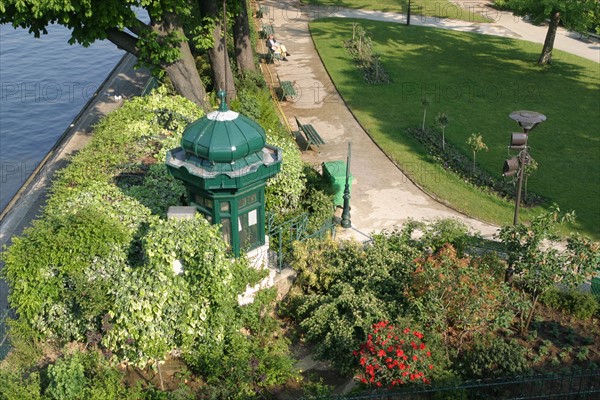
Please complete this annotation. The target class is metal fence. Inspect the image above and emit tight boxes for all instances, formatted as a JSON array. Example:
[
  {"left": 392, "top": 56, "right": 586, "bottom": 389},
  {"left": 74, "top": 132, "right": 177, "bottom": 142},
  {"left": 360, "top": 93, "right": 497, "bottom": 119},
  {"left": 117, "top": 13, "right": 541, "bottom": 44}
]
[
  {"left": 0, "top": 310, "right": 10, "bottom": 361},
  {"left": 267, "top": 212, "right": 336, "bottom": 271},
  {"left": 302, "top": 368, "right": 600, "bottom": 400}
]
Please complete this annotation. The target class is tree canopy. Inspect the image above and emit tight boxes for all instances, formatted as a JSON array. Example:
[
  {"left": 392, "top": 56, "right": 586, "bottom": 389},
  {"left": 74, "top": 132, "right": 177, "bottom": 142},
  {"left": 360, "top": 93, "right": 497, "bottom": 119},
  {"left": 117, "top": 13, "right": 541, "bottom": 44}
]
[{"left": 0, "top": 0, "right": 252, "bottom": 110}]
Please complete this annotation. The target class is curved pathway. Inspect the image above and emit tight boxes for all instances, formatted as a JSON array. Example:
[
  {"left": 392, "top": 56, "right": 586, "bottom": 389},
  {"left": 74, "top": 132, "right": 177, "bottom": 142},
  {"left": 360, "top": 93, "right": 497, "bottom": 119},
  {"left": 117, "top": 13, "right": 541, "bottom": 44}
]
[{"left": 259, "top": 0, "right": 599, "bottom": 241}]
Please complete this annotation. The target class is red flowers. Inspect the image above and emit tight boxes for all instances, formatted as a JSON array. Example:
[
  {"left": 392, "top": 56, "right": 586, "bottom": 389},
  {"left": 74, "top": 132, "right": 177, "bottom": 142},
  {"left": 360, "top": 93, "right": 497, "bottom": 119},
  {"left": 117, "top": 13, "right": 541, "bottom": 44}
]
[{"left": 353, "top": 321, "right": 434, "bottom": 389}]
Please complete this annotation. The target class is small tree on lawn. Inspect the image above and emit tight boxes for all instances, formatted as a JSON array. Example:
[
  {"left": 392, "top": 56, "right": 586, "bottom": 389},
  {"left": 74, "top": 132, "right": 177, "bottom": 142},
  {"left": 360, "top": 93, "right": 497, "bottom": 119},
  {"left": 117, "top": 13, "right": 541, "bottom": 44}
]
[
  {"left": 466, "top": 133, "right": 488, "bottom": 176},
  {"left": 420, "top": 97, "right": 430, "bottom": 130},
  {"left": 436, "top": 112, "right": 449, "bottom": 151},
  {"left": 498, "top": 206, "right": 600, "bottom": 334}
]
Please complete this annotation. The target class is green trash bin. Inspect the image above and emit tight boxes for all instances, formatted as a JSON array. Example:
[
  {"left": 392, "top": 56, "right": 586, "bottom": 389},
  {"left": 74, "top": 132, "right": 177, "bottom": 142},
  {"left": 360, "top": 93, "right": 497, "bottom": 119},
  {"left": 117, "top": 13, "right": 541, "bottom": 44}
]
[{"left": 322, "top": 161, "right": 353, "bottom": 207}]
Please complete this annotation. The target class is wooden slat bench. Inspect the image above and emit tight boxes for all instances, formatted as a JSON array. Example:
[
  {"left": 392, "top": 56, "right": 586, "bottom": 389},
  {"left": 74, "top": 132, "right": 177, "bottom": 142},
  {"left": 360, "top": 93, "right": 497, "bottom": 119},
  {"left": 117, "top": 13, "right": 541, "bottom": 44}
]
[
  {"left": 295, "top": 117, "right": 326, "bottom": 151},
  {"left": 277, "top": 73, "right": 296, "bottom": 101}
]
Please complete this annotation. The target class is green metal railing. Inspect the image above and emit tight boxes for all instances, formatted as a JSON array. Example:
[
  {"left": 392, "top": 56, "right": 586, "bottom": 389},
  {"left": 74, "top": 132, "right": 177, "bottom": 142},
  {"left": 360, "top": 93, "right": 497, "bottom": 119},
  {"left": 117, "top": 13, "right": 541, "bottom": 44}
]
[
  {"left": 301, "top": 368, "right": 600, "bottom": 399},
  {"left": 267, "top": 212, "right": 336, "bottom": 271},
  {"left": 141, "top": 76, "right": 158, "bottom": 96}
]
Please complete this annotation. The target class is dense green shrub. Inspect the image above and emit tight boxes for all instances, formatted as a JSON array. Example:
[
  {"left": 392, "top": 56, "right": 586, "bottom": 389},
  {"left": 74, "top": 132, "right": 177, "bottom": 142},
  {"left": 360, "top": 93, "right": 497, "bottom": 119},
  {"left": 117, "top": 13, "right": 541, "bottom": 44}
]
[
  {"left": 289, "top": 222, "right": 520, "bottom": 375},
  {"left": 45, "top": 352, "right": 89, "bottom": 400},
  {"left": 0, "top": 348, "right": 139, "bottom": 400},
  {"left": 541, "top": 287, "right": 600, "bottom": 320},
  {"left": 0, "top": 369, "right": 42, "bottom": 400},
  {"left": 194, "top": 288, "right": 298, "bottom": 398},
  {"left": 460, "top": 336, "right": 529, "bottom": 378},
  {"left": 289, "top": 234, "right": 423, "bottom": 371},
  {"left": 412, "top": 218, "right": 474, "bottom": 256},
  {"left": 264, "top": 133, "right": 307, "bottom": 213},
  {"left": 103, "top": 215, "right": 250, "bottom": 369},
  {"left": 123, "top": 163, "right": 187, "bottom": 217},
  {"left": 2, "top": 208, "right": 129, "bottom": 342},
  {"left": 291, "top": 238, "right": 364, "bottom": 295},
  {"left": 297, "top": 282, "right": 390, "bottom": 372}
]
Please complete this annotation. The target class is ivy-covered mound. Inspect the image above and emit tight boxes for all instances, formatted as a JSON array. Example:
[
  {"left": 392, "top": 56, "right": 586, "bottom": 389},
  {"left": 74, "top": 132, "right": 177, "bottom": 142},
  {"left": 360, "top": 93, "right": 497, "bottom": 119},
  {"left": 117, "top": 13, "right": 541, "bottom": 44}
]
[{"left": 1, "top": 84, "right": 305, "bottom": 398}]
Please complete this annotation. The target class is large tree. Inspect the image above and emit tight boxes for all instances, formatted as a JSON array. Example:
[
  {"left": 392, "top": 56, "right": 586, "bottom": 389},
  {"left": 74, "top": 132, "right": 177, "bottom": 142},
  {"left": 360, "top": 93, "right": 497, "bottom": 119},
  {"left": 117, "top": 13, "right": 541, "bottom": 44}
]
[
  {"left": 509, "top": 0, "right": 600, "bottom": 65},
  {"left": 0, "top": 0, "right": 212, "bottom": 111},
  {"left": 232, "top": 0, "right": 256, "bottom": 73},
  {"left": 198, "top": 0, "right": 236, "bottom": 103}
]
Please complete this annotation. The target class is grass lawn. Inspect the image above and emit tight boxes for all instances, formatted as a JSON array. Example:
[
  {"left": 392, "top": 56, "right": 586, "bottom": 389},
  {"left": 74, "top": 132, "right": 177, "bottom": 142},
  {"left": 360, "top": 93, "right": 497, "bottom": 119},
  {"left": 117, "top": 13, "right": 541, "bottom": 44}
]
[
  {"left": 303, "top": 0, "right": 492, "bottom": 22},
  {"left": 310, "top": 18, "right": 600, "bottom": 239}
]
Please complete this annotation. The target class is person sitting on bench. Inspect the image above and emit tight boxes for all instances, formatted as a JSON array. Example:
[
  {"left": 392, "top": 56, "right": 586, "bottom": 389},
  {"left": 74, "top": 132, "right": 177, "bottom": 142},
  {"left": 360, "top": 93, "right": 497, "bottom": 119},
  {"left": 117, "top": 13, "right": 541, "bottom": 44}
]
[{"left": 267, "top": 34, "right": 290, "bottom": 61}]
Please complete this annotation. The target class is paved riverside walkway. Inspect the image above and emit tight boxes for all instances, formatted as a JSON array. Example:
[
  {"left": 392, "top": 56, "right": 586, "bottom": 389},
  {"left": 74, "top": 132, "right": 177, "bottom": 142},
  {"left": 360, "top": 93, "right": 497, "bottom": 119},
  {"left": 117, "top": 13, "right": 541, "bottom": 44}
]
[
  {"left": 0, "top": 53, "right": 152, "bottom": 315},
  {"left": 259, "top": 0, "right": 599, "bottom": 242}
]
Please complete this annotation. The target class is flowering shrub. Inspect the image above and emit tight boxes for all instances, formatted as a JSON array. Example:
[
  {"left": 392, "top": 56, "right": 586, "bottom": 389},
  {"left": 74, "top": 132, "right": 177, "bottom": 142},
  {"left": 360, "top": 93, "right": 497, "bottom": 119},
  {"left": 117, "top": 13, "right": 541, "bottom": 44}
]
[{"left": 353, "top": 321, "right": 434, "bottom": 388}]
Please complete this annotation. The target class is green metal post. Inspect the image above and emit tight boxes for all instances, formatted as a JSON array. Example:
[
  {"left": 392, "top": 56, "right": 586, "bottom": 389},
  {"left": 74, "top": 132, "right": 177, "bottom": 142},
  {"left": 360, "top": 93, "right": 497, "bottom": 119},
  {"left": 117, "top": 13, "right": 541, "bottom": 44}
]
[
  {"left": 513, "top": 149, "right": 527, "bottom": 226},
  {"left": 341, "top": 142, "right": 352, "bottom": 228}
]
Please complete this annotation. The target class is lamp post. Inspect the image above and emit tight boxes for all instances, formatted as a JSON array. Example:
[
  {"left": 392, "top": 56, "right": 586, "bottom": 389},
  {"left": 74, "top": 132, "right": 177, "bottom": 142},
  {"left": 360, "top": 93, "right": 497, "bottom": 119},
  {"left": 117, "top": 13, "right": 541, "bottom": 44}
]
[
  {"left": 502, "top": 111, "right": 546, "bottom": 282},
  {"left": 504, "top": 111, "right": 546, "bottom": 225},
  {"left": 341, "top": 142, "right": 352, "bottom": 228}
]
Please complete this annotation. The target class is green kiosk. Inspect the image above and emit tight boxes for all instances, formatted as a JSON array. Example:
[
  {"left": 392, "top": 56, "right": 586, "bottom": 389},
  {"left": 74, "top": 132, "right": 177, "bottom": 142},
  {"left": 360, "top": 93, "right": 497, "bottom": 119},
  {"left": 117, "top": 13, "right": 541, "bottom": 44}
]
[{"left": 166, "top": 91, "right": 282, "bottom": 259}]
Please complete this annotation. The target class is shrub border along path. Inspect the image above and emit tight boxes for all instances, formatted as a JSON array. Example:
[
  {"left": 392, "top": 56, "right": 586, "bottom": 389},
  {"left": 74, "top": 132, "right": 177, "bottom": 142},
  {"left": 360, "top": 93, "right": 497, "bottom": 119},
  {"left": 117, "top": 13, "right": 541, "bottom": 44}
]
[{"left": 264, "top": 0, "right": 599, "bottom": 240}]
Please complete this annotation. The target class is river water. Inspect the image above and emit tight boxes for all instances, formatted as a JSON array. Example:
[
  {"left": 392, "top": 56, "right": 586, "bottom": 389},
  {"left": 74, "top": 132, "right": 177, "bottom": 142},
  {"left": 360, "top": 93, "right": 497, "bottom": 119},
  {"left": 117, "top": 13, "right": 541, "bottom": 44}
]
[{"left": 0, "top": 23, "right": 124, "bottom": 212}]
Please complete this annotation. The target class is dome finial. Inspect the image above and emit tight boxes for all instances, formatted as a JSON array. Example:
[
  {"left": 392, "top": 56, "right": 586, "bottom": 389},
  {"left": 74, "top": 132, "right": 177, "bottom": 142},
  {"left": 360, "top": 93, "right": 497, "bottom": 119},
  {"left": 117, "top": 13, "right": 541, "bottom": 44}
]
[{"left": 217, "top": 89, "right": 228, "bottom": 112}]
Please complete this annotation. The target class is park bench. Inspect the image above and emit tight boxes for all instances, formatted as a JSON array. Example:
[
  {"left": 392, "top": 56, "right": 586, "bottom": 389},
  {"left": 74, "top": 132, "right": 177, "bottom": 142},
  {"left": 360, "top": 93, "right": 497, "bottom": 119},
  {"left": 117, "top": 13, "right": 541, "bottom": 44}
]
[
  {"left": 277, "top": 73, "right": 296, "bottom": 101},
  {"left": 261, "top": 24, "right": 275, "bottom": 39},
  {"left": 265, "top": 48, "right": 280, "bottom": 64},
  {"left": 257, "top": 4, "right": 269, "bottom": 18},
  {"left": 295, "top": 117, "right": 326, "bottom": 151}
]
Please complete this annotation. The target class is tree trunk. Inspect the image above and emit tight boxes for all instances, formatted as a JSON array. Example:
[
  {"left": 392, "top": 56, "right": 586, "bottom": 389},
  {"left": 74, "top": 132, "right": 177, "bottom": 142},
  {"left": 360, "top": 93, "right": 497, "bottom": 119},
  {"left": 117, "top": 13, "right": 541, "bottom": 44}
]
[
  {"left": 165, "top": 43, "right": 211, "bottom": 112},
  {"left": 153, "top": 13, "right": 211, "bottom": 112},
  {"left": 107, "top": 18, "right": 211, "bottom": 112},
  {"left": 522, "top": 294, "right": 539, "bottom": 334},
  {"left": 233, "top": 0, "right": 256, "bottom": 73},
  {"left": 200, "top": 0, "right": 237, "bottom": 103},
  {"left": 538, "top": 10, "right": 560, "bottom": 66}
]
